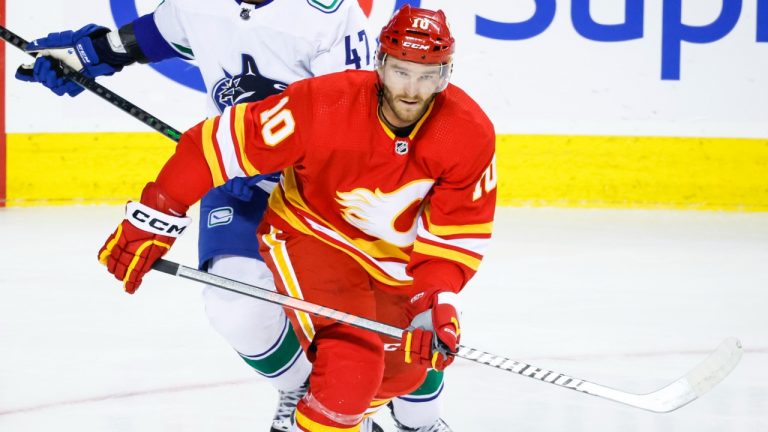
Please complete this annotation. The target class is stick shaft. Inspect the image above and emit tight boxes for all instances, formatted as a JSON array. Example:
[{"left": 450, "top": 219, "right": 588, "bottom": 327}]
[
  {"left": 151, "top": 259, "right": 741, "bottom": 413},
  {"left": 152, "top": 259, "right": 403, "bottom": 340},
  {"left": 0, "top": 24, "right": 182, "bottom": 142}
]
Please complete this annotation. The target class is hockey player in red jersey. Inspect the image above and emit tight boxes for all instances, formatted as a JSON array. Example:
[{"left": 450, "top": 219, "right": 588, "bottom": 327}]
[{"left": 99, "top": 5, "right": 496, "bottom": 431}]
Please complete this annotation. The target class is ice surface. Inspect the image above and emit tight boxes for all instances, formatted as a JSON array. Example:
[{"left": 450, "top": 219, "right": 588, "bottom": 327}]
[{"left": 1, "top": 206, "right": 766, "bottom": 431}]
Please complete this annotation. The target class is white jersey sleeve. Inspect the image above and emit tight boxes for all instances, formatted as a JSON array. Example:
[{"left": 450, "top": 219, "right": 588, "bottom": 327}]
[
  {"left": 142, "top": 0, "right": 375, "bottom": 115},
  {"left": 152, "top": 0, "right": 195, "bottom": 59},
  {"left": 309, "top": 1, "right": 374, "bottom": 75}
]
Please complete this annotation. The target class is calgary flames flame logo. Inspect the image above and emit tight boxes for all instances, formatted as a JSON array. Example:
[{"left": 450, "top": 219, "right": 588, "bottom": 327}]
[{"left": 336, "top": 180, "right": 434, "bottom": 247}]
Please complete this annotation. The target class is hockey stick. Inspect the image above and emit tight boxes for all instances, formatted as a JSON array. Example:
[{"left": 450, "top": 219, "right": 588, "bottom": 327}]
[
  {"left": 0, "top": 23, "right": 182, "bottom": 142},
  {"left": 151, "top": 258, "right": 742, "bottom": 413}
]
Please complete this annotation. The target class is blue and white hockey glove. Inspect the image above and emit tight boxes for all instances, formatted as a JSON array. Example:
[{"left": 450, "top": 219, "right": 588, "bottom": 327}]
[{"left": 15, "top": 24, "right": 129, "bottom": 96}]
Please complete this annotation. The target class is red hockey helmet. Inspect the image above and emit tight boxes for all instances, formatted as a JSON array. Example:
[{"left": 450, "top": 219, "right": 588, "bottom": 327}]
[{"left": 377, "top": 5, "right": 455, "bottom": 65}]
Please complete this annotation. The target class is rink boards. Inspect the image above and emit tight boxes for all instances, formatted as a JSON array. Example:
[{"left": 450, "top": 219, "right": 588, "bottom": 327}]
[
  {"left": 3, "top": 132, "right": 767, "bottom": 210},
  {"left": 1, "top": 1, "right": 767, "bottom": 209}
]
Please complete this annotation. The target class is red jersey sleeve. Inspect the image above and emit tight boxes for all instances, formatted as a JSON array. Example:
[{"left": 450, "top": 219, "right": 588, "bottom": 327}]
[
  {"left": 154, "top": 81, "right": 314, "bottom": 206},
  {"left": 408, "top": 115, "right": 497, "bottom": 296},
  {"left": 195, "top": 85, "right": 311, "bottom": 185}
]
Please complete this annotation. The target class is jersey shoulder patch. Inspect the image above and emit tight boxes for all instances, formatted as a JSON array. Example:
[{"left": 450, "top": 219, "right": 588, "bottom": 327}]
[{"left": 306, "top": 0, "right": 345, "bottom": 14}]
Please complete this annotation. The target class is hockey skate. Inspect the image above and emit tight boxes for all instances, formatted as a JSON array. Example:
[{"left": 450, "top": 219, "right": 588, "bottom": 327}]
[
  {"left": 389, "top": 402, "right": 453, "bottom": 432},
  {"left": 269, "top": 381, "right": 308, "bottom": 432},
  {"left": 393, "top": 418, "right": 452, "bottom": 432},
  {"left": 270, "top": 381, "right": 383, "bottom": 432},
  {"left": 361, "top": 417, "right": 384, "bottom": 432}
]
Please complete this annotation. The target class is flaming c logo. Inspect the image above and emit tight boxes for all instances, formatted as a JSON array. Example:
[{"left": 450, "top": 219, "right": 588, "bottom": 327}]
[{"left": 109, "top": 0, "right": 421, "bottom": 91}]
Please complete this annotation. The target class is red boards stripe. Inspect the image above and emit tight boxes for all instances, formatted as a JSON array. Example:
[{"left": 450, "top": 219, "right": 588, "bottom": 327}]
[
  {"left": 0, "top": 0, "right": 7, "bottom": 207},
  {"left": 357, "top": 0, "right": 372, "bottom": 17}
]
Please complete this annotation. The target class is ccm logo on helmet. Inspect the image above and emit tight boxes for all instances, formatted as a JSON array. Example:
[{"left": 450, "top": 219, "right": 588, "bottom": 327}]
[{"left": 402, "top": 41, "right": 430, "bottom": 50}]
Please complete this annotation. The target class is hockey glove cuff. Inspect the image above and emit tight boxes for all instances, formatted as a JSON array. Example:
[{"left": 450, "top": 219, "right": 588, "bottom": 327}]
[{"left": 98, "top": 182, "right": 190, "bottom": 294}]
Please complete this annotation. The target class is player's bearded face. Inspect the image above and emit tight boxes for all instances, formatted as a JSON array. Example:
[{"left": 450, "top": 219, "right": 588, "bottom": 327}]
[{"left": 379, "top": 57, "right": 446, "bottom": 127}]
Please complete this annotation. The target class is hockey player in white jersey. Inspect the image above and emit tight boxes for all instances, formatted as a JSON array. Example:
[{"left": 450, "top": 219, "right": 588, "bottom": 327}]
[{"left": 16, "top": 0, "right": 450, "bottom": 431}]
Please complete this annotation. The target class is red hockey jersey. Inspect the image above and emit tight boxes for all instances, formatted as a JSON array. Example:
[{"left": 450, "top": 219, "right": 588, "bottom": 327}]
[{"left": 165, "top": 70, "right": 496, "bottom": 293}]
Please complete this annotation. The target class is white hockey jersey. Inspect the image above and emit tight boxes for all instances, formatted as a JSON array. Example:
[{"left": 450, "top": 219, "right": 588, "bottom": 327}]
[{"left": 149, "top": 0, "right": 373, "bottom": 116}]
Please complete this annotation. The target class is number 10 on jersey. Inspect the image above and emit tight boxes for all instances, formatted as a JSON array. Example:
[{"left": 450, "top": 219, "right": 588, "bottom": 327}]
[{"left": 260, "top": 96, "right": 296, "bottom": 146}]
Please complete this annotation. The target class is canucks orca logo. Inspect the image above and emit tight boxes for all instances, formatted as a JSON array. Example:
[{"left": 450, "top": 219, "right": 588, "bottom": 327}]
[{"left": 211, "top": 54, "right": 288, "bottom": 113}]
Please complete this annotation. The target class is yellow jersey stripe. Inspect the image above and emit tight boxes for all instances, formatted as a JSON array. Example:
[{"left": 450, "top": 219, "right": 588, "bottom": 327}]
[
  {"left": 408, "top": 101, "right": 435, "bottom": 139},
  {"left": 427, "top": 220, "right": 494, "bottom": 236},
  {"left": 234, "top": 104, "right": 260, "bottom": 176},
  {"left": 377, "top": 100, "right": 435, "bottom": 139},
  {"left": 369, "top": 399, "right": 391, "bottom": 408},
  {"left": 267, "top": 182, "right": 316, "bottom": 237},
  {"left": 201, "top": 118, "right": 226, "bottom": 187},
  {"left": 280, "top": 168, "right": 409, "bottom": 260},
  {"left": 268, "top": 188, "right": 411, "bottom": 286},
  {"left": 262, "top": 229, "right": 316, "bottom": 341},
  {"left": 425, "top": 207, "right": 493, "bottom": 236},
  {"left": 413, "top": 241, "right": 481, "bottom": 271},
  {"left": 295, "top": 409, "right": 362, "bottom": 432},
  {"left": 363, "top": 399, "right": 393, "bottom": 416}
]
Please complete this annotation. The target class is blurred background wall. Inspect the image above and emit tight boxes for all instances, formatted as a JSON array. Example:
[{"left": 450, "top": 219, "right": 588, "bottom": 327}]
[{"left": 1, "top": 0, "right": 766, "bottom": 209}]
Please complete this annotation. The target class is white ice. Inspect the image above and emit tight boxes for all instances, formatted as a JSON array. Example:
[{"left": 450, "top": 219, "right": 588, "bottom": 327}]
[{"left": 1, "top": 206, "right": 766, "bottom": 431}]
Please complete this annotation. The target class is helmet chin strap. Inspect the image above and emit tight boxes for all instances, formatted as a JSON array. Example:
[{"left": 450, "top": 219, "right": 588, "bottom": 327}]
[
  {"left": 376, "top": 91, "right": 413, "bottom": 136},
  {"left": 377, "top": 93, "right": 412, "bottom": 133}
]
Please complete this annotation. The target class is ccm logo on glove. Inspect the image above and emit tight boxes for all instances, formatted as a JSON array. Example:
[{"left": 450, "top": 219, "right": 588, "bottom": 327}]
[{"left": 127, "top": 202, "right": 188, "bottom": 236}]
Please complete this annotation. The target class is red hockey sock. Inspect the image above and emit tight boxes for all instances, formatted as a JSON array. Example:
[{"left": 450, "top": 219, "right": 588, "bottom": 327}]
[{"left": 295, "top": 325, "right": 385, "bottom": 431}]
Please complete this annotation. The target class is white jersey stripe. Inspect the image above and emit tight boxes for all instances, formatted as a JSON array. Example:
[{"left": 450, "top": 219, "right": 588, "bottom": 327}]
[
  {"left": 233, "top": 103, "right": 259, "bottom": 176},
  {"left": 417, "top": 218, "right": 492, "bottom": 257},
  {"left": 303, "top": 217, "right": 412, "bottom": 283},
  {"left": 215, "top": 107, "right": 248, "bottom": 180}
]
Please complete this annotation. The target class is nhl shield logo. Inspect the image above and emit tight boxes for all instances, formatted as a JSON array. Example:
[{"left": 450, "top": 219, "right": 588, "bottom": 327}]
[{"left": 394, "top": 139, "right": 409, "bottom": 155}]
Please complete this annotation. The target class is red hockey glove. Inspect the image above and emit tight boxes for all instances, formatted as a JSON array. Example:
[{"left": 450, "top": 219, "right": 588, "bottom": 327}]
[
  {"left": 401, "top": 291, "right": 461, "bottom": 371},
  {"left": 98, "top": 182, "right": 190, "bottom": 294}
]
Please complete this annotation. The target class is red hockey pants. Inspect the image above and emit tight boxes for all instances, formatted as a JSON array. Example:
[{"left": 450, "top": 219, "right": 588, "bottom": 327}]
[{"left": 259, "top": 226, "right": 426, "bottom": 429}]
